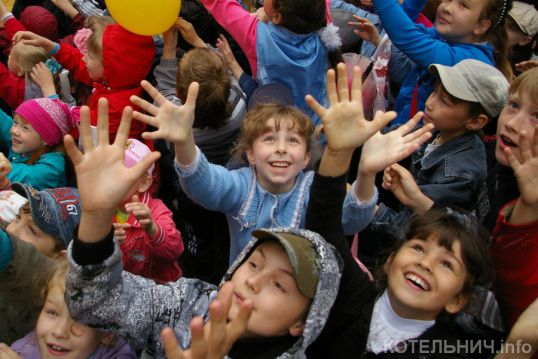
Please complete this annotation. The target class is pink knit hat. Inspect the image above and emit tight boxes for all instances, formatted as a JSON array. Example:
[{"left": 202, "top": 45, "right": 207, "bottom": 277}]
[
  {"left": 15, "top": 99, "right": 76, "bottom": 147},
  {"left": 124, "top": 139, "right": 155, "bottom": 176}
]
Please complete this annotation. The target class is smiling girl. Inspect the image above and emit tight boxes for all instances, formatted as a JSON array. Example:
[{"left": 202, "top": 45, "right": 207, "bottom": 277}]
[
  {"left": 374, "top": 0, "right": 513, "bottom": 125},
  {"left": 0, "top": 98, "right": 76, "bottom": 190}
]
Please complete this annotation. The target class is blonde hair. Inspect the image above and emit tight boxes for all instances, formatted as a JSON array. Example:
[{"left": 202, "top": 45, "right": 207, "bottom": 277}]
[
  {"left": 10, "top": 42, "right": 48, "bottom": 77},
  {"left": 509, "top": 66, "right": 538, "bottom": 100},
  {"left": 85, "top": 16, "right": 115, "bottom": 59},
  {"left": 232, "top": 104, "right": 314, "bottom": 161}
]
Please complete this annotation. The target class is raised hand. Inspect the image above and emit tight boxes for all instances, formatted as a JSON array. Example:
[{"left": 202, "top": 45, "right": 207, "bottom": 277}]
[
  {"left": 348, "top": 15, "right": 381, "bottom": 46},
  {"left": 161, "top": 282, "right": 252, "bottom": 359},
  {"left": 0, "top": 153, "right": 12, "bottom": 187},
  {"left": 31, "top": 62, "right": 56, "bottom": 97},
  {"left": 505, "top": 126, "right": 538, "bottom": 208},
  {"left": 383, "top": 163, "right": 433, "bottom": 212},
  {"left": 176, "top": 18, "right": 206, "bottom": 48},
  {"left": 216, "top": 35, "right": 244, "bottom": 80},
  {"left": 12, "top": 31, "right": 56, "bottom": 52},
  {"left": 131, "top": 80, "right": 199, "bottom": 145},
  {"left": 306, "top": 63, "right": 398, "bottom": 153},
  {"left": 359, "top": 112, "right": 434, "bottom": 176},
  {"left": 162, "top": 23, "right": 179, "bottom": 59},
  {"left": 64, "top": 99, "right": 160, "bottom": 244},
  {"left": 113, "top": 223, "right": 130, "bottom": 245},
  {"left": 0, "top": 343, "right": 22, "bottom": 359},
  {"left": 504, "top": 126, "right": 538, "bottom": 225},
  {"left": 125, "top": 194, "right": 157, "bottom": 237}
]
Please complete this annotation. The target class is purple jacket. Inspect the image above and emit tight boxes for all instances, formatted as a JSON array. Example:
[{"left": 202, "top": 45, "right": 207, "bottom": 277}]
[{"left": 11, "top": 331, "right": 137, "bottom": 359}]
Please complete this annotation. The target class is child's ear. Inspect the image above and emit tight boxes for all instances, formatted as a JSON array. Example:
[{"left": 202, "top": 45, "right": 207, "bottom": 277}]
[
  {"left": 246, "top": 147, "right": 256, "bottom": 165},
  {"left": 137, "top": 176, "right": 153, "bottom": 193},
  {"left": 272, "top": 12, "right": 283, "bottom": 25},
  {"left": 302, "top": 151, "right": 311, "bottom": 169},
  {"left": 383, "top": 252, "right": 395, "bottom": 274},
  {"left": 473, "top": 18, "right": 492, "bottom": 38},
  {"left": 444, "top": 293, "right": 468, "bottom": 314},
  {"left": 465, "top": 114, "right": 489, "bottom": 131},
  {"left": 288, "top": 320, "right": 306, "bottom": 337}
]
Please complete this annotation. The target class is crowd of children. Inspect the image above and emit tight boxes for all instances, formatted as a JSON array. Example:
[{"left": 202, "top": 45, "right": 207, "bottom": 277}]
[{"left": 0, "top": 0, "right": 537, "bottom": 357}]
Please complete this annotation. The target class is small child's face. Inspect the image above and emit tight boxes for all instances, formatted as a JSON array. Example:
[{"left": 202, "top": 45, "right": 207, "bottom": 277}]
[
  {"left": 495, "top": 90, "right": 538, "bottom": 166},
  {"left": 423, "top": 83, "right": 475, "bottom": 136},
  {"left": 6, "top": 205, "right": 59, "bottom": 258},
  {"left": 10, "top": 115, "right": 44, "bottom": 154},
  {"left": 385, "top": 235, "right": 468, "bottom": 320},
  {"left": 505, "top": 17, "right": 532, "bottom": 47},
  {"left": 246, "top": 117, "right": 310, "bottom": 194},
  {"left": 83, "top": 52, "right": 104, "bottom": 80},
  {"left": 229, "top": 241, "right": 310, "bottom": 337},
  {"left": 36, "top": 284, "right": 103, "bottom": 359},
  {"left": 434, "top": 0, "right": 489, "bottom": 43}
]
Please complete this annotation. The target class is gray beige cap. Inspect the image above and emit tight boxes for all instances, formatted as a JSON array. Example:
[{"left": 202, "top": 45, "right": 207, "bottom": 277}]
[
  {"left": 428, "top": 59, "right": 509, "bottom": 118},
  {"left": 508, "top": 1, "right": 538, "bottom": 37},
  {"left": 252, "top": 229, "right": 319, "bottom": 299}
]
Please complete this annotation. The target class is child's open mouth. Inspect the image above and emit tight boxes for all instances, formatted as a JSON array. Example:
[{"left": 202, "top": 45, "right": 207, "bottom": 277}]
[
  {"left": 269, "top": 162, "right": 290, "bottom": 168},
  {"left": 500, "top": 135, "right": 517, "bottom": 148},
  {"left": 47, "top": 343, "right": 71, "bottom": 356},
  {"left": 404, "top": 273, "right": 430, "bottom": 291}
]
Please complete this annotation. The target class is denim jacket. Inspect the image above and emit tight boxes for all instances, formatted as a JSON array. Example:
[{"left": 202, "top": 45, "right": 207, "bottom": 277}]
[
  {"left": 176, "top": 147, "right": 377, "bottom": 263},
  {"left": 372, "top": 131, "right": 486, "bottom": 234}
]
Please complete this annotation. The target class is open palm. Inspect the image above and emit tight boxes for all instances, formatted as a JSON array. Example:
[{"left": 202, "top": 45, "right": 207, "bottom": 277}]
[
  {"left": 307, "top": 63, "right": 397, "bottom": 152},
  {"left": 131, "top": 80, "right": 199, "bottom": 145},
  {"left": 506, "top": 127, "right": 538, "bottom": 207},
  {"left": 360, "top": 112, "right": 434, "bottom": 175},
  {"left": 64, "top": 99, "right": 160, "bottom": 212}
]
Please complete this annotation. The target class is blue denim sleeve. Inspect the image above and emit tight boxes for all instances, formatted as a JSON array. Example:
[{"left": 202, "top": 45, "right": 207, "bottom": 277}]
[{"left": 238, "top": 72, "right": 258, "bottom": 102}]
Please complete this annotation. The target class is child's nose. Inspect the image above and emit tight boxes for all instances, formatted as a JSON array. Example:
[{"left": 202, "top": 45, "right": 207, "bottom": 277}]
[
  {"left": 275, "top": 139, "right": 287, "bottom": 154},
  {"left": 246, "top": 274, "right": 263, "bottom": 294},
  {"left": 52, "top": 318, "right": 72, "bottom": 339}
]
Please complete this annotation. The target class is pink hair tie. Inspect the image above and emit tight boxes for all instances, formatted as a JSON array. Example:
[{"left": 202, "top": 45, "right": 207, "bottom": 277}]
[{"left": 74, "top": 28, "right": 93, "bottom": 55}]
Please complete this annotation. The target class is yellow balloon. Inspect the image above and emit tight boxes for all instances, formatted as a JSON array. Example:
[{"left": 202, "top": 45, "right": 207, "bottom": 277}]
[{"left": 105, "top": 0, "right": 181, "bottom": 36}]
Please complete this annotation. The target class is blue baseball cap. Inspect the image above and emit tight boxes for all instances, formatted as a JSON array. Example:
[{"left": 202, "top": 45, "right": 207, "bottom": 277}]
[{"left": 12, "top": 183, "right": 81, "bottom": 248}]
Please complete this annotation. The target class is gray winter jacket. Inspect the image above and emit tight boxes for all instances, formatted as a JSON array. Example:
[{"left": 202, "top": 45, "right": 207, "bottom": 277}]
[{"left": 66, "top": 227, "right": 343, "bottom": 358}]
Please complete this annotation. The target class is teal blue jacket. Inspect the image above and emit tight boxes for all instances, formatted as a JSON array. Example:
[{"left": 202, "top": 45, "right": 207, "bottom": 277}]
[{"left": 0, "top": 109, "right": 67, "bottom": 190}]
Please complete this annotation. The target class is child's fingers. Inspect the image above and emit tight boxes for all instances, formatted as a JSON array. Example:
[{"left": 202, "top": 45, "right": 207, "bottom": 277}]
[
  {"left": 517, "top": 130, "right": 532, "bottom": 163},
  {"left": 139, "top": 80, "right": 168, "bottom": 107},
  {"left": 132, "top": 111, "right": 159, "bottom": 128},
  {"left": 161, "top": 327, "right": 186, "bottom": 359},
  {"left": 64, "top": 134, "right": 83, "bottom": 165},
  {"left": 503, "top": 147, "right": 521, "bottom": 173},
  {"left": 78, "top": 106, "right": 94, "bottom": 152},
  {"left": 305, "top": 95, "right": 327, "bottom": 119},
  {"left": 130, "top": 95, "right": 159, "bottom": 116},
  {"left": 114, "top": 106, "right": 133, "bottom": 148},
  {"left": 207, "top": 300, "right": 227, "bottom": 352},
  {"left": 132, "top": 152, "right": 161, "bottom": 182},
  {"left": 335, "top": 63, "right": 349, "bottom": 102},
  {"left": 188, "top": 317, "right": 208, "bottom": 358},
  {"left": 96, "top": 98, "right": 110, "bottom": 146},
  {"left": 326, "top": 68, "right": 338, "bottom": 106},
  {"left": 216, "top": 282, "right": 234, "bottom": 315},
  {"left": 227, "top": 298, "right": 252, "bottom": 342},
  {"left": 371, "top": 110, "right": 397, "bottom": 131},
  {"left": 350, "top": 66, "right": 363, "bottom": 104},
  {"left": 183, "top": 81, "right": 200, "bottom": 108}
]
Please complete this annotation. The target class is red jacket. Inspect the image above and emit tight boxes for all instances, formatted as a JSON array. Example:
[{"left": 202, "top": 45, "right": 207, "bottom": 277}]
[
  {"left": 0, "top": 62, "right": 25, "bottom": 109},
  {"left": 114, "top": 191, "right": 184, "bottom": 283},
  {"left": 491, "top": 200, "right": 538, "bottom": 329},
  {"left": 54, "top": 24, "right": 155, "bottom": 140}
]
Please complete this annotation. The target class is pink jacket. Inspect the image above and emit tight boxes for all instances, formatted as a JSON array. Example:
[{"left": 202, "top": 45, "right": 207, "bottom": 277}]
[
  {"left": 491, "top": 200, "right": 538, "bottom": 329},
  {"left": 114, "top": 191, "right": 184, "bottom": 283}
]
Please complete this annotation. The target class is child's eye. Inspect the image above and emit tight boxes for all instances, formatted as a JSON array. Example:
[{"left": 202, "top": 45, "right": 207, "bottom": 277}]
[
  {"left": 411, "top": 244, "right": 424, "bottom": 253},
  {"left": 508, "top": 101, "right": 519, "bottom": 110},
  {"left": 28, "top": 226, "right": 37, "bottom": 235},
  {"left": 46, "top": 309, "right": 59, "bottom": 317},
  {"left": 273, "top": 280, "right": 286, "bottom": 293},
  {"left": 263, "top": 136, "right": 274, "bottom": 143},
  {"left": 441, "top": 260, "right": 454, "bottom": 271},
  {"left": 248, "top": 261, "right": 258, "bottom": 270},
  {"left": 289, "top": 137, "right": 300, "bottom": 144}
]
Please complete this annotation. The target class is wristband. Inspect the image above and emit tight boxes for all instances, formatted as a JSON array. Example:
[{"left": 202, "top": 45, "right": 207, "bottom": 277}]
[{"left": 49, "top": 43, "right": 60, "bottom": 56}]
